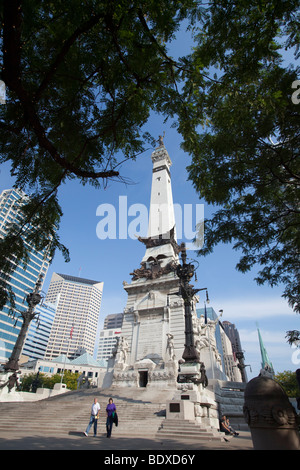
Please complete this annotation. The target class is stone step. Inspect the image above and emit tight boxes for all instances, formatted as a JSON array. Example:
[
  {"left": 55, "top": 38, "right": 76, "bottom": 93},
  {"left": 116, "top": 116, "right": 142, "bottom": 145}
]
[
  {"left": 161, "top": 422, "right": 216, "bottom": 432},
  {"left": 156, "top": 431, "right": 221, "bottom": 441},
  {"left": 0, "top": 387, "right": 167, "bottom": 437},
  {"left": 159, "top": 423, "right": 217, "bottom": 433},
  {"left": 0, "top": 415, "right": 162, "bottom": 433},
  {"left": 159, "top": 430, "right": 215, "bottom": 437},
  {"left": 0, "top": 408, "right": 160, "bottom": 417},
  {"left": 0, "top": 386, "right": 224, "bottom": 441},
  {"left": 0, "top": 424, "right": 160, "bottom": 435},
  {"left": 158, "top": 429, "right": 218, "bottom": 437},
  {"left": 0, "top": 407, "right": 161, "bottom": 415},
  {"left": 156, "top": 418, "right": 222, "bottom": 441}
]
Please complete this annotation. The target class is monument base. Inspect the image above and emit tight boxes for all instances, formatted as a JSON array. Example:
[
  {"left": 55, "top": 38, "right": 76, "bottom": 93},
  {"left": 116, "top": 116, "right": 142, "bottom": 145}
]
[
  {"left": 167, "top": 382, "right": 220, "bottom": 430},
  {"left": 112, "top": 358, "right": 178, "bottom": 389}
]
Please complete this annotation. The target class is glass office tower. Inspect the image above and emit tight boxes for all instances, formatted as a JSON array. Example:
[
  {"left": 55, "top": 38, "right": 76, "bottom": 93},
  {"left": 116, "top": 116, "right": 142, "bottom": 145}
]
[
  {"left": 0, "top": 189, "right": 50, "bottom": 365},
  {"left": 22, "top": 301, "right": 57, "bottom": 361}
]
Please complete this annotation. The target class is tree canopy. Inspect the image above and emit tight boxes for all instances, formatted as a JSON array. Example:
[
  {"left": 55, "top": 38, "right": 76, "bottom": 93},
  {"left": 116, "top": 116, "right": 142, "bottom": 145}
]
[
  {"left": 174, "top": 0, "right": 300, "bottom": 314},
  {"left": 0, "top": 0, "right": 200, "bottom": 307},
  {"left": 274, "top": 370, "right": 300, "bottom": 398},
  {"left": 19, "top": 370, "right": 80, "bottom": 391},
  {"left": 0, "top": 0, "right": 299, "bottom": 322}
]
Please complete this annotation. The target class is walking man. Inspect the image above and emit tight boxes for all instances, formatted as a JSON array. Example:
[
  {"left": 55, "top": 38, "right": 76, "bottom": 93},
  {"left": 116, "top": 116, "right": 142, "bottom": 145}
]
[{"left": 84, "top": 398, "right": 100, "bottom": 437}]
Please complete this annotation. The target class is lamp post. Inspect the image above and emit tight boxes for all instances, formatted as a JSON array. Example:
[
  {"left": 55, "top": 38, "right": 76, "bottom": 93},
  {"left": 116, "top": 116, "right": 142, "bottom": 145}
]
[
  {"left": 4, "top": 274, "right": 43, "bottom": 372},
  {"left": 236, "top": 350, "right": 251, "bottom": 382},
  {"left": 176, "top": 243, "right": 208, "bottom": 386}
]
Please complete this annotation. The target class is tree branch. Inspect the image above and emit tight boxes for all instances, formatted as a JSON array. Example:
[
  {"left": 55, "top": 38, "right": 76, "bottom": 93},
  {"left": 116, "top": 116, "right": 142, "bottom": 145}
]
[
  {"left": 2, "top": 1, "right": 119, "bottom": 180},
  {"left": 35, "top": 12, "right": 105, "bottom": 100}
]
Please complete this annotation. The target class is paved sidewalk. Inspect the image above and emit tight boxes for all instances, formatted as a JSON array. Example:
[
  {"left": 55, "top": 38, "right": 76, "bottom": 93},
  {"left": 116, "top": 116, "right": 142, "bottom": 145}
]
[{"left": 0, "top": 430, "right": 253, "bottom": 451}]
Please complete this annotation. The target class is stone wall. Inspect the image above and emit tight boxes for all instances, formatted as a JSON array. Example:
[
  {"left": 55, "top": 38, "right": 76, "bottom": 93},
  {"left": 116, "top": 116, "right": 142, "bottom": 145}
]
[{"left": 209, "top": 379, "right": 249, "bottom": 430}]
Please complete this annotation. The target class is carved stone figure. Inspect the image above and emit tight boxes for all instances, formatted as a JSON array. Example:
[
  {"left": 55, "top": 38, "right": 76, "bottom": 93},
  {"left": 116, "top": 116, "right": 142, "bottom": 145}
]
[
  {"left": 136, "top": 226, "right": 181, "bottom": 253},
  {"left": 206, "top": 312, "right": 222, "bottom": 351},
  {"left": 130, "top": 258, "right": 178, "bottom": 281},
  {"left": 117, "top": 336, "right": 129, "bottom": 364},
  {"left": 77, "top": 373, "right": 89, "bottom": 389},
  {"left": 0, "top": 371, "right": 20, "bottom": 392},
  {"left": 196, "top": 315, "right": 210, "bottom": 348},
  {"left": 166, "top": 333, "right": 176, "bottom": 360}
]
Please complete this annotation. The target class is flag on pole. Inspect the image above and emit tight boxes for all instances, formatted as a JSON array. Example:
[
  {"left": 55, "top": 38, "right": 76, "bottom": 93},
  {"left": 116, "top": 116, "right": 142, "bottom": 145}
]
[{"left": 70, "top": 325, "right": 74, "bottom": 339}]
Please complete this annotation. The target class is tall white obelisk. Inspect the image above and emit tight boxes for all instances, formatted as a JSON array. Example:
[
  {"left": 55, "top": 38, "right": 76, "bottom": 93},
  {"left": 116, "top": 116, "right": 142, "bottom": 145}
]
[
  {"left": 142, "top": 139, "right": 178, "bottom": 264},
  {"left": 112, "top": 138, "right": 186, "bottom": 389}
]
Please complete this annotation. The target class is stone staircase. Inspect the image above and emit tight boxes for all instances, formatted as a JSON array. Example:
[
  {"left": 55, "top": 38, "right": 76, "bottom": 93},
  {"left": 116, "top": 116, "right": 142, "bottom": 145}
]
[
  {"left": 156, "top": 419, "right": 222, "bottom": 442},
  {"left": 0, "top": 387, "right": 170, "bottom": 438},
  {"left": 0, "top": 386, "right": 227, "bottom": 442}
]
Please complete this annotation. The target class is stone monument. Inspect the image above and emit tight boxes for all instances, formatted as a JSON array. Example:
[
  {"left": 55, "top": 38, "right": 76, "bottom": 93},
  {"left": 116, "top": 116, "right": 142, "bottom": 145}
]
[
  {"left": 112, "top": 138, "right": 186, "bottom": 389},
  {"left": 109, "top": 139, "right": 224, "bottom": 432}
]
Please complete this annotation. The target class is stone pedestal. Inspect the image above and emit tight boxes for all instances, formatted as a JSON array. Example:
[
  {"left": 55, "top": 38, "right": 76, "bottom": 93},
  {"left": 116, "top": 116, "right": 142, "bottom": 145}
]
[
  {"left": 169, "top": 383, "right": 220, "bottom": 430},
  {"left": 166, "top": 398, "right": 195, "bottom": 421}
]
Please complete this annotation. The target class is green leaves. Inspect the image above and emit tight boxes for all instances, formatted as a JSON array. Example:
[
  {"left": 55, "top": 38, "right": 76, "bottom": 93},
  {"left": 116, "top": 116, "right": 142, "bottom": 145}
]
[
  {"left": 175, "top": 0, "right": 300, "bottom": 313},
  {"left": 1, "top": 1, "right": 197, "bottom": 187},
  {"left": 1, "top": 1, "right": 299, "bottom": 316},
  {"left": 0, "top": 1, "right": 200, "bottom": 306}
]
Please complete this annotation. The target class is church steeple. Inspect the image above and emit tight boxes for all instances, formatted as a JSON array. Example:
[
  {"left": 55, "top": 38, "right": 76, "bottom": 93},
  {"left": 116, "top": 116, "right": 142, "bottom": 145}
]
[{"left": 257, "top": 327, "right": 274, "bottom": 375}]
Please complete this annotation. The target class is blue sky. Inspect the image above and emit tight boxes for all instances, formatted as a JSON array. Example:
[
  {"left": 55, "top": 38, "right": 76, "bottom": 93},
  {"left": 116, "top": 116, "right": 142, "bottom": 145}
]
[
  {"left": 0, "top": 19, "right": 299, "bottom": 380},
  {"left": 1, "top": 117, "right": 298, "bottom": 380}
]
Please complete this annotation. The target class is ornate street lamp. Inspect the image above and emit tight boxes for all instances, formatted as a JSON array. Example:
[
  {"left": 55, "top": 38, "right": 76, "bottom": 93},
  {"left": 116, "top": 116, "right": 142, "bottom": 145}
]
[
  {"left": 4, "top": 274, "right": 44, "bottom": 372},
  {"left": 235, "top": 350, "right": 251, "bottom": 382},
  {"left": 176, "top": 243, "right": 208, "bottom": 386}
]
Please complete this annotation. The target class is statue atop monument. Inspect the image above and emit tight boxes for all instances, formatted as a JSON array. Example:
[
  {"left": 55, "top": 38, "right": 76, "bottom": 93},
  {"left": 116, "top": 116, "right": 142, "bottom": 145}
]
[{"left": 158, "top": 132, "right": 165, "bottom": 147}]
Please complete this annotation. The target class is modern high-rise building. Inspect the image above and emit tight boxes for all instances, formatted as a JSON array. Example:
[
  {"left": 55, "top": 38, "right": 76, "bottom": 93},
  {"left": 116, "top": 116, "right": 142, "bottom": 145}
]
[
  {"left": 0, "top": 188, "right": 50, "bottom": 365},
  {"left": 97, "top": 313, "right": 123, "bottom": 362},
  {"left": 103, "top": 313, "right": 123, "bottom": 330},
  {"left": 222, "top": 320, "right": 248, "bottom": 382},
  {"left": 22, "top": 301, "right": 57, "bottom": 361},
  {"left": 44, "top": 273, "right": 104, "bottom": 361},
  {"left": 97, "top": 328, "right": 122, "bottom": 362},
  {"left": 219, "top": 324, "right": 243, "bottom": 382},
  {"left": 196, "top": 307, "right": 224, "bottom": 363}
]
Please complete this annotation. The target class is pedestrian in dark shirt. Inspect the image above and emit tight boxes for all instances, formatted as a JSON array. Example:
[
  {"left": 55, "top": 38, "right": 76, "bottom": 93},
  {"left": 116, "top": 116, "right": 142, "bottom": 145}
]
[
  {"left": 220, "top": 415, "right": 239, "bottom": 441},
  {"left": 106, "top": 397, "right": 116, "bottom": 438}
]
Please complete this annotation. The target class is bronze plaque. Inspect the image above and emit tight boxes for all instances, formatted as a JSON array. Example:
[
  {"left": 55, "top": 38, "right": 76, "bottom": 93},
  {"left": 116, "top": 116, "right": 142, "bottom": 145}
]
[{"left": 169, "top": 403, "right": 180, "bottom": 413}]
